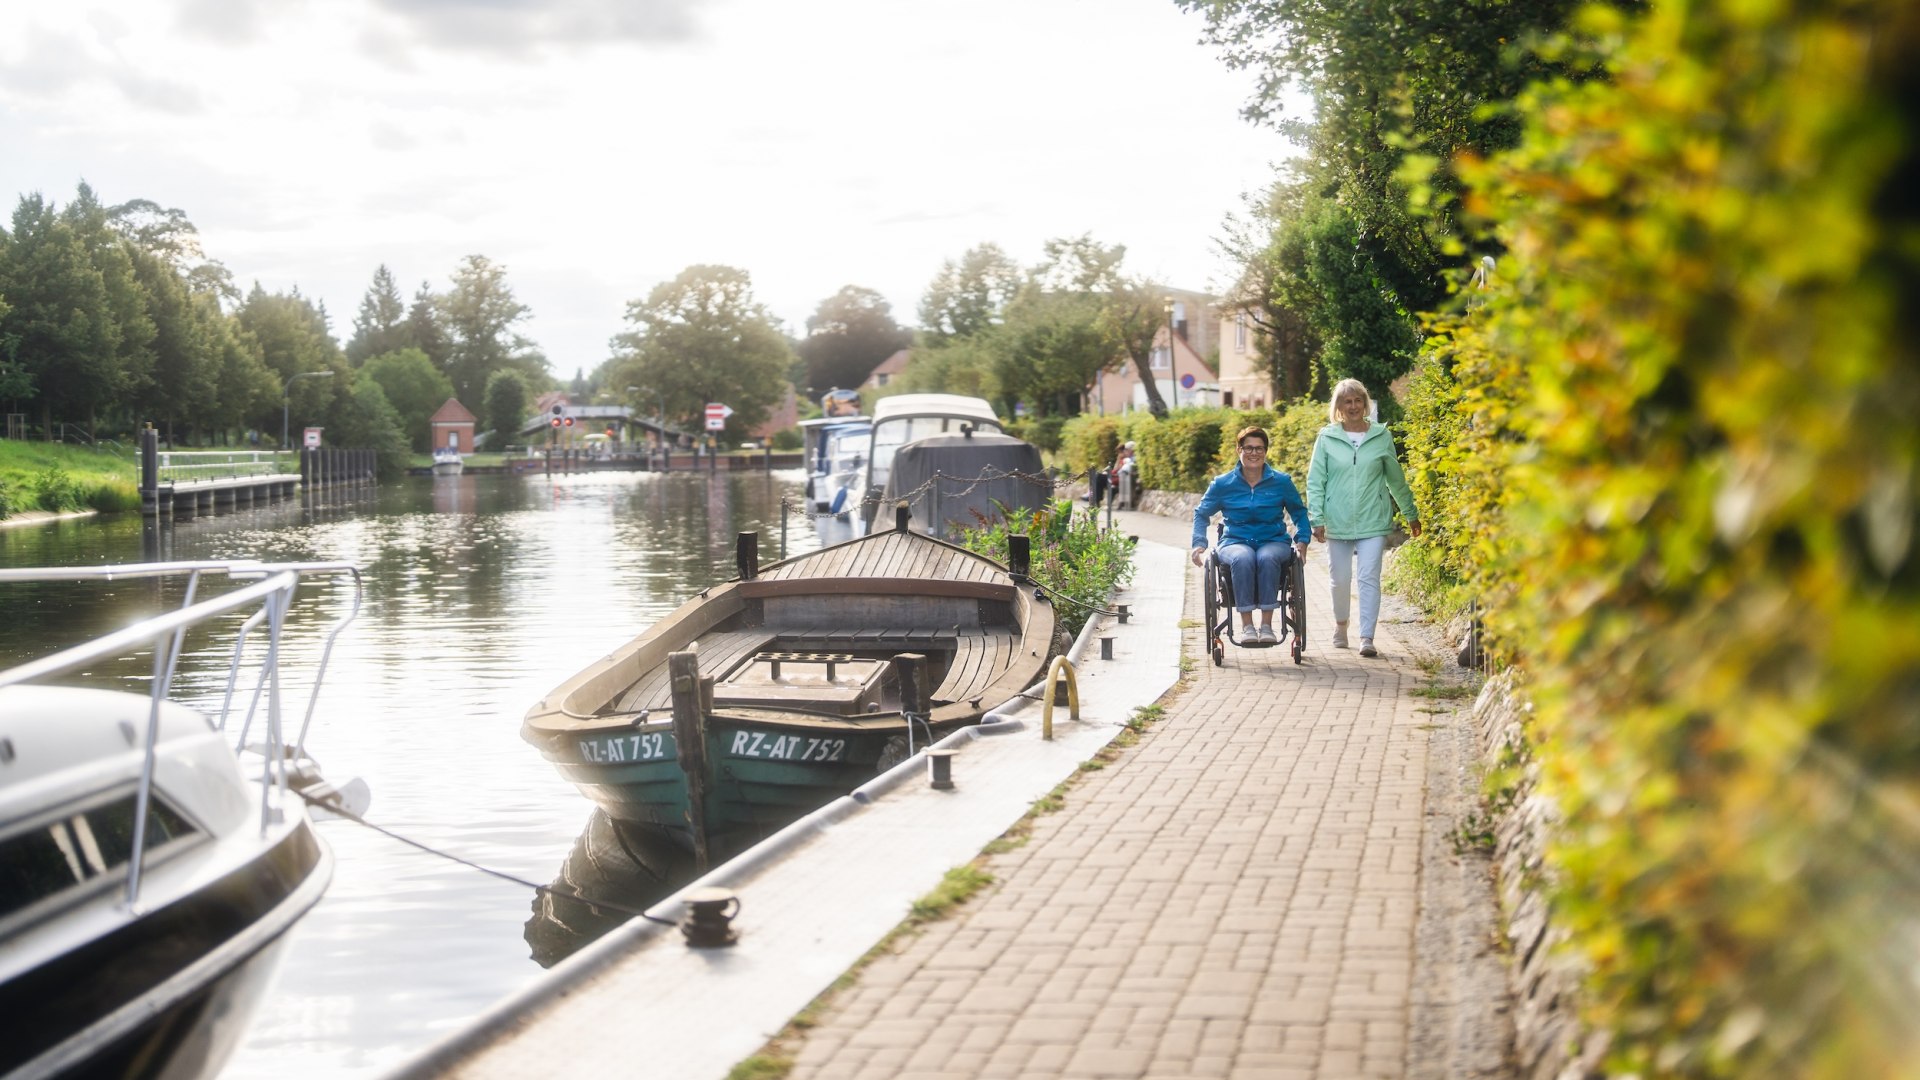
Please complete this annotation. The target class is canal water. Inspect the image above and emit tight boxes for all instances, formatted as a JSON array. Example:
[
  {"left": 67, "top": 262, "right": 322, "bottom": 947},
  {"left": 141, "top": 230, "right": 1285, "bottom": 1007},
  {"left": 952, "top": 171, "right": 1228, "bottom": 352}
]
[{"left": 0, "top": 469, "right": 827, "bottom": 1078}]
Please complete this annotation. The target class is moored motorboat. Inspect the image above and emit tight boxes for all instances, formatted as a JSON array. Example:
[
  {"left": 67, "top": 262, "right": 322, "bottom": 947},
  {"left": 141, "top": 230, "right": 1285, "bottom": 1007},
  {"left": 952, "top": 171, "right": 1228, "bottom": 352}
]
[
  {"left": 521, "top": 510, "right": 1057, "bottom": 866},
  {"left": 853, "top": 393, "right": 1051, "bottom": 538},
  {"left": 0, "top": 561, "right": 360, "bottom": 1080},
  {"left": 431, "top": 448, "right": 464, "bottom": 476}
]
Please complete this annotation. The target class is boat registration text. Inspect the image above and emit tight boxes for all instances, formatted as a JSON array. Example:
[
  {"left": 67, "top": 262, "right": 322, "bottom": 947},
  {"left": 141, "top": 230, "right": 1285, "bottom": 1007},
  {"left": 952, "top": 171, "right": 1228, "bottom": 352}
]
[
  {"left": 727, "top": 731, "right": 847, "bottom": 762},
  {"left": 578, "top": 731, "right": 674, "bottom": 764}
]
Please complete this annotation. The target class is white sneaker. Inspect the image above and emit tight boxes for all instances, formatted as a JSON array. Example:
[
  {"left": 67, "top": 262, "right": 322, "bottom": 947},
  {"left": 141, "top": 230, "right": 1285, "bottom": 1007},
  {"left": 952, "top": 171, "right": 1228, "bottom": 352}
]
[
  {"left": 1257, "top": 625, "right": 1277, "bottom": 644},
  {"left": 1360, "top": 638, "right": 1378, "bottom": 658},
  {"left": 1332, "top": 625, "right": 1349, "bottom": 649}
]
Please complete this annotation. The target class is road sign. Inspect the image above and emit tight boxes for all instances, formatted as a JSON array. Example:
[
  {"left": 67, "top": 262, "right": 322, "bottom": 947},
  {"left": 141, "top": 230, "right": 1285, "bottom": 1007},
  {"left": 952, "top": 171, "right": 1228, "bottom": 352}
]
[
  {"left": 303, "top": 427, "right": 322, "bottom": 449},
  {"left": 704, "top": 402, "right": 733, "bottom": 432},
  {"left": 1180, "top": 373, "right": 1196, "bottom": 389}
]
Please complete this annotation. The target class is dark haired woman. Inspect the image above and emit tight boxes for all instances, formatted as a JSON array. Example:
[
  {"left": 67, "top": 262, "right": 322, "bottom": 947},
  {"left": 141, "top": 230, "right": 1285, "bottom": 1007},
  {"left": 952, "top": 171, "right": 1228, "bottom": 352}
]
[{"left": 1190, "top": 426, "right": 1312, "bottom": 643}]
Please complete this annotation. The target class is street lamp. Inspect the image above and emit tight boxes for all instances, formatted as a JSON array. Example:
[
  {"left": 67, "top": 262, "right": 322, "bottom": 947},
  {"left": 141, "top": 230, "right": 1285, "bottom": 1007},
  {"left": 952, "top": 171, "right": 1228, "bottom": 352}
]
[
  {"left": 1163, "top": 296, "right": 1177, "bottom": 409},
  {"left": 282, "top": 370, "right": 334, "bottom": 450}
]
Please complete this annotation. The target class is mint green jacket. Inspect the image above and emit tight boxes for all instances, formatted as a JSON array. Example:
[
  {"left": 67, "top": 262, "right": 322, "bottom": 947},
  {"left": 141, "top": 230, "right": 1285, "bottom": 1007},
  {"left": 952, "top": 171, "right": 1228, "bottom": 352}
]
[{"left": 1305, "top": 422, "right": 1420, "bottom": 540}]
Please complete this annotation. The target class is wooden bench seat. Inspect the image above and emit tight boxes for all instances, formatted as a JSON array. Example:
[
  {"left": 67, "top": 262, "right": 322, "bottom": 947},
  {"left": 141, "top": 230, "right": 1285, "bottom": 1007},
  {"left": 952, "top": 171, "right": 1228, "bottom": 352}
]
[
  {"left": 930, "top": 627, "right": 1016, "bottom": 704},
  {"left": 606, "top": 624, "right": 1017, "bottom": 716},
  {"left": 610, "top": 629, "right": 777, "bottom": 714}
]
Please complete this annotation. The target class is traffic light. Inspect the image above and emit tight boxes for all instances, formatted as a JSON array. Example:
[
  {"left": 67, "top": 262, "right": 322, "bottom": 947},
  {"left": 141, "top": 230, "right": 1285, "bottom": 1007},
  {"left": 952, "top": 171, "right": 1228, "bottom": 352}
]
[
  {"left": 551, "top": 404, "right": 563, "bottom": 417},
  {"left": 550, "top": 417, "right": 561, "bottom": 428},
  {"left": 563, "top": 416, "right": 575, "bottom": 428},
  {"left": 605, "top": 427, "right": 615, "bottom": 439}
]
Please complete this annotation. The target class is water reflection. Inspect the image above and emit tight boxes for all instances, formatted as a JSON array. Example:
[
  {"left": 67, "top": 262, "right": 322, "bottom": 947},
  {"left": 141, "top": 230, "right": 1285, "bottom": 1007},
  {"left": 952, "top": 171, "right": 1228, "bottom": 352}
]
[
  {"left": 524, "top": 811, "right": 697, "bottom": 968},
  {"left": 0, "top": 469, "right": 822, "bottom": 1078}
]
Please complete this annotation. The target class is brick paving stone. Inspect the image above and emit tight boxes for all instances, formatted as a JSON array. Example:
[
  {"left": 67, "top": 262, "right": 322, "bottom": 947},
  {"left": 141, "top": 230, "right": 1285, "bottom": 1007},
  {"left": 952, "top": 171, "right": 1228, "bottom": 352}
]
[{"left": 766, "top": 519, "right": 1504, "bottom": 1080}]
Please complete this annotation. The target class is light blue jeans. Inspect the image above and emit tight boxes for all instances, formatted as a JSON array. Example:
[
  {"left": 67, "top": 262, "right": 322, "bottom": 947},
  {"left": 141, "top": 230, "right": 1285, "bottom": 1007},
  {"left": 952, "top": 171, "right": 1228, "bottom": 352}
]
[
  {"left": 1328, "top": 535, "right": 1386, "bottom": 637},
  {"left": 1218, "top": 541, "right": 1293, "bottom": 613}
]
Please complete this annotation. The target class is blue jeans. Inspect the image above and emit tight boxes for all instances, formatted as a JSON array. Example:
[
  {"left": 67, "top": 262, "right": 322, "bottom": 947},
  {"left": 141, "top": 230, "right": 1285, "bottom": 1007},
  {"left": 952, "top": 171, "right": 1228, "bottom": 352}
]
[{"left": 1218, "top": 541, "right": 1293, "bottom": 613}]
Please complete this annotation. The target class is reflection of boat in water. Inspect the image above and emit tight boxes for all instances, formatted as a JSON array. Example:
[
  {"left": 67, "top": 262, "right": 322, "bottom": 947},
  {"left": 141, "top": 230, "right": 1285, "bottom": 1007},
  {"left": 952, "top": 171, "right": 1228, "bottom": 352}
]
[
  {"left": 431, "top": 448, "right": 465, "bottom": 476},
  {"left": 522, "top": 515, "right": 1056, "bottom": 866},
  {"left": 0, "top": 560, "right": 360, "bottom": 1080},
  {"left": 854, "top": 394, "right": 1050, "bottom": 539},
  {"left": 523, "top": 812, "right": 695, "bottom": 968}
]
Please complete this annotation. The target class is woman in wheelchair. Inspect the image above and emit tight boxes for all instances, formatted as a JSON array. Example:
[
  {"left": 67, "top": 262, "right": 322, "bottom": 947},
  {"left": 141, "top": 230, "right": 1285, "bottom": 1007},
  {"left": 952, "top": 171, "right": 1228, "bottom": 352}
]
[{"left": 1189, "top": 425, "right": 1312, "bottom": 644}]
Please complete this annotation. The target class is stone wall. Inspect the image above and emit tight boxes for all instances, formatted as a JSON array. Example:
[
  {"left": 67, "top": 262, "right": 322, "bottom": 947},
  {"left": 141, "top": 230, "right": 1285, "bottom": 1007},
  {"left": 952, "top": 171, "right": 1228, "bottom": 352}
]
[{"left": 1470, "top": 675, "right": 1605, "bottom": 1080}]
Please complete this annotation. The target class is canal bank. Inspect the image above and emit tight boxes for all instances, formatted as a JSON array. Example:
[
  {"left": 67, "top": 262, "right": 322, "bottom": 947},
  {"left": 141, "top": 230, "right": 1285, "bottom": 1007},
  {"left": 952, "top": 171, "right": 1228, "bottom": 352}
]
[{"left": 393, "top": 506, "right": 1512, "bottom": 1080}]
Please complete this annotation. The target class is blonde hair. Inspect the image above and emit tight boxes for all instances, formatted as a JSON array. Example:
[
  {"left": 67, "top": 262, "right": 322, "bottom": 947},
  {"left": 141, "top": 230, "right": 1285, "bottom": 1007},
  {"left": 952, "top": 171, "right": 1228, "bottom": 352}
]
[{"left": 1328, "top": 378, "right": 1372, "bottom": 422}]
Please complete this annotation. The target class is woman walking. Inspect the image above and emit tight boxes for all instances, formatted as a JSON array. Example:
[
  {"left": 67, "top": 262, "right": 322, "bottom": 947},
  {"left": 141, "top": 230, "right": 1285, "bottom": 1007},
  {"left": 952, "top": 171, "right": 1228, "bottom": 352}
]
[
  {"left": 1190, "top": 426, "right": 1312, "bottom": 643},
  {"left": 1306, "top": 379, "right": 1422, "bottom": 657}
]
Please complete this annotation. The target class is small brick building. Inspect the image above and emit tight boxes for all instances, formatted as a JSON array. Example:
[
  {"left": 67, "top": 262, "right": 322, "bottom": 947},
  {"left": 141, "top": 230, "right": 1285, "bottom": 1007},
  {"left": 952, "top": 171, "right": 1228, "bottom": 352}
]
[{"left": 429, "top": 398, "right": 477, "bottom": 453}]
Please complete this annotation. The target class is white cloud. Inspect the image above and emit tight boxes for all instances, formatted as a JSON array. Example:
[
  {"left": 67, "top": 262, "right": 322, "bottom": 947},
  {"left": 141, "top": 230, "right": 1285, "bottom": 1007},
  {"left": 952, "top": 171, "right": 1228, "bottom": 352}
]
[{"left": 1, "top": 0, "right": 1293, "bottom": 373}]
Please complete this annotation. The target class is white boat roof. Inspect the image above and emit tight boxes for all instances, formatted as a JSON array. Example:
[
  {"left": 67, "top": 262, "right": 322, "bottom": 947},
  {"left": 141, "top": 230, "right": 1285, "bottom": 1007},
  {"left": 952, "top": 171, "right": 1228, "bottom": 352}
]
[{"left": 870, "top": 394, "right": 1001, "bottom": 426}]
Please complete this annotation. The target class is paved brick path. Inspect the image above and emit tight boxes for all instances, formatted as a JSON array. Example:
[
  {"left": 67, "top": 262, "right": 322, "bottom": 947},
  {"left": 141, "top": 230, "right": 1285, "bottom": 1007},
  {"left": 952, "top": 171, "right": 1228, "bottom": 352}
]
[{"left": 784, "top": 512, "right": 1474, "bottom": 1080}]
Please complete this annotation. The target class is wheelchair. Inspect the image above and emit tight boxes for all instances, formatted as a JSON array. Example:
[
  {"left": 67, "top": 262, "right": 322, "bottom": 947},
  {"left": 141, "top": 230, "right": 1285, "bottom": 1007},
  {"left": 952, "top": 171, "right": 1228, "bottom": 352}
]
[{"left": 1201, "top": 524, "right": 1306, "bottom": 666}]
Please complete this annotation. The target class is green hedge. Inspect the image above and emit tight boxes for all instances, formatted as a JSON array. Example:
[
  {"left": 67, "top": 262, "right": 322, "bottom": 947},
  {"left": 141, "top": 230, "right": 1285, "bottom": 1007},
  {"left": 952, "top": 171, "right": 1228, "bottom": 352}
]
[
  {"left": 1420, "top": 0, "right": 1920, "bottom": 1072},
  {"left": 1061, "top": 400, "right": 1332, "bottom": 494}
]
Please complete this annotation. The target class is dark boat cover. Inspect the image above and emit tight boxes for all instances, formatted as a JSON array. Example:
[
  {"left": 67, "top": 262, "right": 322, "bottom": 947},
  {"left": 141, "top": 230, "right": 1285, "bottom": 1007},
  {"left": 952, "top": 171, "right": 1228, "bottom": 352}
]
[{"left": 881, "top": 433, "right": 1051, "bottom": 538}]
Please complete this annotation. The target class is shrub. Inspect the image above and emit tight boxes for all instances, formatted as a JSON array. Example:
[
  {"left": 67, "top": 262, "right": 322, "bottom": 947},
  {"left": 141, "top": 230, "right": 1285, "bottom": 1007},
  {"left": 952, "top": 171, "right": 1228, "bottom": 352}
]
[
  {"left": 958, "top": 497, "right": 1136, "bottom": 640},
  {"left": 1004, "top": 415, "right": 1065, "bottom": 455},
  {"left": 1419, "top": 0, "right": 1920, "bottom": 1071},
  {"left": 29, "top": 467, "right": 83, "bottom": 513}
]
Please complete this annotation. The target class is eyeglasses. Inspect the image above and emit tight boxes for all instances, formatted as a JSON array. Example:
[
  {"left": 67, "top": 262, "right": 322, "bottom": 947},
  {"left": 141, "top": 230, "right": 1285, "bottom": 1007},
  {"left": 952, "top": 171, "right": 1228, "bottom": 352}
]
[{"left": 1238, "top": 444, "right": 1267, "bottom": 453}]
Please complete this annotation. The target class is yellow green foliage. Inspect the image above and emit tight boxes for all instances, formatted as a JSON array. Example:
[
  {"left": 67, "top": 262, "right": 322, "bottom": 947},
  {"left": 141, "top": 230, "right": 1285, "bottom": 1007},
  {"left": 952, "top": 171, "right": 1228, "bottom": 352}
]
[{"left": 1431, "top": 0, "right": 1920, "bottom": 1073}]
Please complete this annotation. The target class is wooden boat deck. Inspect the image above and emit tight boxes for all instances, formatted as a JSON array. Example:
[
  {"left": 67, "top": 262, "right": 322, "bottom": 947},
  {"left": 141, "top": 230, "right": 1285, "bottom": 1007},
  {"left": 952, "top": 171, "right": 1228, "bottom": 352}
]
[
  {"left": 762, "top": 530, "right": 1004, "bottom": 584},
  {"left": 607, "top": 624, "right": 1019, "bottom": 716}
]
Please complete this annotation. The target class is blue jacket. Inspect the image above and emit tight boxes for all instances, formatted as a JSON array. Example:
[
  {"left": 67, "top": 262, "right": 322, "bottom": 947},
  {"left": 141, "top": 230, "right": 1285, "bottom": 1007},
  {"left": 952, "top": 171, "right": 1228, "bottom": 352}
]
[{"left": 1191, "top": 465, "right": 1312, "bottom": 550}]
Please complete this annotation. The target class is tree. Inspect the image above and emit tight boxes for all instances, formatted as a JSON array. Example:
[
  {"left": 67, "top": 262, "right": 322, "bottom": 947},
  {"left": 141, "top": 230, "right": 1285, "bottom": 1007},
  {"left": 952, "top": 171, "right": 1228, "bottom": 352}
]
[
  {"left": 1180, "top": 0, "right": 1589, "bottom": 313},
  {"left": 482, "top": 368, "right": 531, "bottom": 443},
  {"left": 899, "top": 336, "right": 998, "bottom": 401},
  {"left": 439, "top": 254, "right": 539, "bottom": 406},
  {"left": 62, "top": 183, "right": 155, "bottom": 431},
  {"left": 0, "top": 195, "right": 120, "bottom": 434},
  {"left": 126, "top": 245, "right": 213, "bottom": 442},
  {"left": 204, "top": 302, "right": 277, "bottom": 441},
  {"left": 328, "top": 372, "right": 411, "bottom": 479},
  {"left": 346, "top": 265, "right": 410, "bottom": 364},
  {"left": 361, "top": 348, "right": 454, "bottom": 451},
  {"left": 917, "top": 243, "right": 1020, "bottom": 341},
  {"left": 609, "top": 265, "right": 795, "bottom": 436},
  {"left": 404, "top": 279, "right": 449, "bottom": 370},
  {"left": 236, "top": 283, "right": 344, "bottom": 442},
  {"left": 796, "top": 285, "right": 911, "bottom": 398},
  {"left": 1295, "top": 199, "right": 1421, "bottom": 414}
]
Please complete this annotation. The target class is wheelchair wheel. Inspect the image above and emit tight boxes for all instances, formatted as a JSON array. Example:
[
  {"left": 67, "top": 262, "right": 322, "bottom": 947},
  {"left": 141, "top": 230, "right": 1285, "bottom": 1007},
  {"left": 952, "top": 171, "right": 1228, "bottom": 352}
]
[
  {"left": 1288, "top": 558, "right": 1307, "bottom": 664},
  {"left": 1203, "top": 558, "right": 1225, "bottom": 666}
]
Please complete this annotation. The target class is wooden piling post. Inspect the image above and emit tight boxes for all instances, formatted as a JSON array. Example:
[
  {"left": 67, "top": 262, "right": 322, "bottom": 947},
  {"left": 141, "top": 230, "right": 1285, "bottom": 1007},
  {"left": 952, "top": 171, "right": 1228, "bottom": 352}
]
[
  {"left": 668, "top": 651, "right": 712, "bottom": 872},
  {"left": 736, "top": 532, "right": 759, "bottom": 581}
]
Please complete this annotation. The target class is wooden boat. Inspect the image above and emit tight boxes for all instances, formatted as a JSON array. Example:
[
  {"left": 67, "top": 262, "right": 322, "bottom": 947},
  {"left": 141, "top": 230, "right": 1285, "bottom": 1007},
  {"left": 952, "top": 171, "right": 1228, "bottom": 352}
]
[{"left": 521, "top": 509, "right": 1057, "bottom": 865}]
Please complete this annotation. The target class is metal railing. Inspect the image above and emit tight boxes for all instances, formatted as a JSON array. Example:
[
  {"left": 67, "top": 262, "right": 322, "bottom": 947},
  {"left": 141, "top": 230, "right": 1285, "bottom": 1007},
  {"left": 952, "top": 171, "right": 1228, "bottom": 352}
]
[
  {"left": 154, "top": 449, "right": 296, "bottom": 484},
  {"left": 0, "top": 560, "right": 362, "bottom": 905}
]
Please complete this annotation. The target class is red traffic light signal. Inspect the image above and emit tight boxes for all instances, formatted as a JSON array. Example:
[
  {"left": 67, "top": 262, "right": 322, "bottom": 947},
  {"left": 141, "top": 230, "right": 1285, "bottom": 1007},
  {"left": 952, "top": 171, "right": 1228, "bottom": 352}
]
[
  {"left": 563, "top": 416, "right": 575, "bottom": 427},
  {"left": 550, "top": 417, "right": 561, "bottom": 428}
]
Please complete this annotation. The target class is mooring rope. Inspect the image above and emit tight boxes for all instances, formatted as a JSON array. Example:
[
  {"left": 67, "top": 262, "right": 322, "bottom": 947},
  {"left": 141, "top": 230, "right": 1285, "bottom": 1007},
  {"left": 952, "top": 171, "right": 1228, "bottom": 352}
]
[{"left": 291, "top": 787, "right": 679, "bottom": 927}]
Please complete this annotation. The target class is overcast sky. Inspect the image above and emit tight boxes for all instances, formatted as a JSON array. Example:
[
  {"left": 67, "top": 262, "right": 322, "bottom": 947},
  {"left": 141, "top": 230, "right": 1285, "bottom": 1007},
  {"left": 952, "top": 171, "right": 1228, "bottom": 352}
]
[{"left": 0, "top": 0, "right": 1291, "bottom": 376}]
